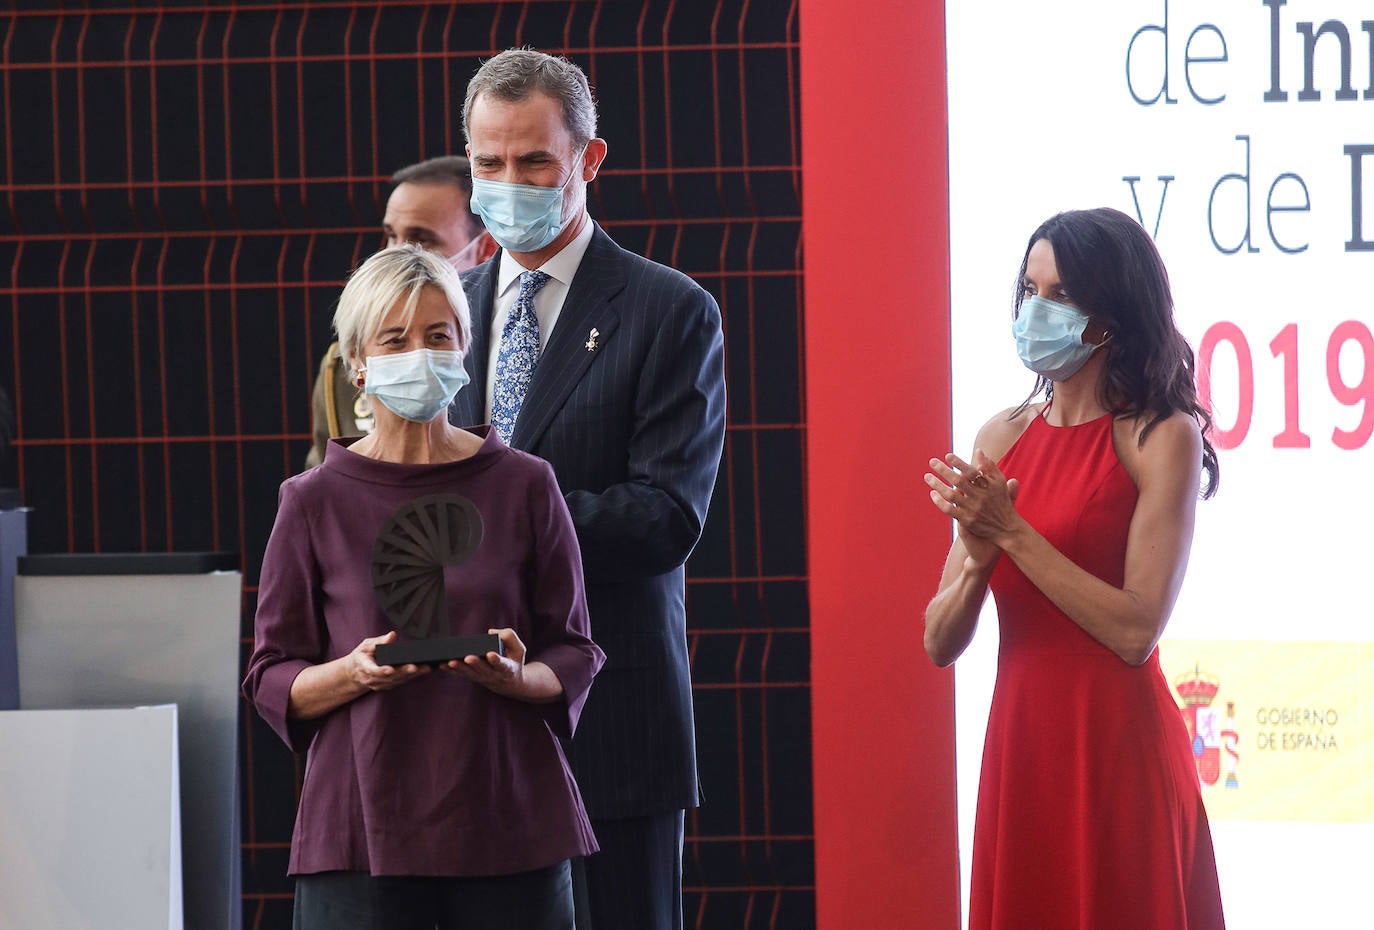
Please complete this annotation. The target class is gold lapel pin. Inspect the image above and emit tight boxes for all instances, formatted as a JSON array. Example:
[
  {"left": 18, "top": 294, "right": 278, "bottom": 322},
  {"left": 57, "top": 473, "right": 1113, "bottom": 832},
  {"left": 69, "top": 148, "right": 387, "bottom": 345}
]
[{"left": 585, "top": 327, "right": 599, "bottom": 352}]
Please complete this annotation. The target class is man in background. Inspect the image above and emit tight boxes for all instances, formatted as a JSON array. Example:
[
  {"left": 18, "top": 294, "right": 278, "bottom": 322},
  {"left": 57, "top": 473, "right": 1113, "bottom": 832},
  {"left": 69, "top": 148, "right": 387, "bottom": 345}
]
[
  {"left": 451, "top": 49, "right": 726, "bottom": 930},
  {"left": 304, "top": 155, "right": 495, "bottom": 467}
]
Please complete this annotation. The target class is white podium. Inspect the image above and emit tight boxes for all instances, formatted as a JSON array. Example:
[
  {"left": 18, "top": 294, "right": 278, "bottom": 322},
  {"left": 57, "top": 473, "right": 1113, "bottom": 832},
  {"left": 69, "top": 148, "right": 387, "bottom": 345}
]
[
  {"left": 0, "top": 705, "right": 183, "bottom": 930},
  {"left": 13, "top": 554, "right": 241, "bottom": 930}
]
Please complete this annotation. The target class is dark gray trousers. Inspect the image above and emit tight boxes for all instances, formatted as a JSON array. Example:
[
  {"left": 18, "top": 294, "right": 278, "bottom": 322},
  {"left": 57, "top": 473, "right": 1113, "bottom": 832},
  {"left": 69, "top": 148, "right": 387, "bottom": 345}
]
[
  {"left": 293, "top": 860, "right": 573, "bottom": 930},
  {"left": 574, "top": 809, "right": 685, "bottom": 930}
]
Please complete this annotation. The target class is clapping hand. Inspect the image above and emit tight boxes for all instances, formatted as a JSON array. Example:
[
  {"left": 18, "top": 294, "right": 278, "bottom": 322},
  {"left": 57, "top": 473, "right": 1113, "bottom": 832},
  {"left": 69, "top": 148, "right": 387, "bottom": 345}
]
[{"left": 925, "top": 449, "right": 1021, "bottom": 564}]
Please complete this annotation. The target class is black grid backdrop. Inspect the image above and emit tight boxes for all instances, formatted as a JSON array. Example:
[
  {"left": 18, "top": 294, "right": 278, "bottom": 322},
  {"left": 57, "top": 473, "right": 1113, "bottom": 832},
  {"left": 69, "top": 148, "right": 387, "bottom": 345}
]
[{"left": 0, "top": 2, "right": 810, "bottom": 927}]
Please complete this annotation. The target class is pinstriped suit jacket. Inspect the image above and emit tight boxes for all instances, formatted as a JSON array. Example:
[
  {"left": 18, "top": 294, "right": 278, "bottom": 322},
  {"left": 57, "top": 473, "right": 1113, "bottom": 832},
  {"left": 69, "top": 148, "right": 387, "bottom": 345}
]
[{"left": 450, "top": 223, "right": 726, "bottom": 820}]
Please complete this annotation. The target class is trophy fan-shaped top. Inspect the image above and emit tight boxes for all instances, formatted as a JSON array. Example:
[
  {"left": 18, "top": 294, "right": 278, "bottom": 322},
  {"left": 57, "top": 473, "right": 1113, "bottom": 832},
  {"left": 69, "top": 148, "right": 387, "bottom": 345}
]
[{"left": 370, "top": 493, "right": 483, "bottom": 639}]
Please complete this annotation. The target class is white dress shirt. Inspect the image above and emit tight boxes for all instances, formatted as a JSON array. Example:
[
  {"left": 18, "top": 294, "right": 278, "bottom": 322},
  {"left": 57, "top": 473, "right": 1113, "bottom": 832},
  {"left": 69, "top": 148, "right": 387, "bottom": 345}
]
[{"left": 483, "top": 219, "right": 596, "bottom": 424}]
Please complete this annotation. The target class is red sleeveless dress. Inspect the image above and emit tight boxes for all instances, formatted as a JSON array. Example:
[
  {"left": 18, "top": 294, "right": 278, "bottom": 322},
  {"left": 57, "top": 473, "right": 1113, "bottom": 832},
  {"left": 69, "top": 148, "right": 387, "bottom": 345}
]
[{"left": 972, "top": 412, "right": 1225, "bottom": 930}]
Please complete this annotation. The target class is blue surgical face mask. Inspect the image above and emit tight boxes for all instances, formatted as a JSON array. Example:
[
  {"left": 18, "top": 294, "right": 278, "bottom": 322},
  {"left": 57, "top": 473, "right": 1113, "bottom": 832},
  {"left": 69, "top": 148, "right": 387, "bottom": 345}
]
[
  {"left": 469, "top": 149, "right": 585, "bottom": 253},
  {"left": 1013, "top": 295, "right": 1105, "bottom": 382},
  {"left": 362, "top": 348, "right": 470, "bottom": 423}
]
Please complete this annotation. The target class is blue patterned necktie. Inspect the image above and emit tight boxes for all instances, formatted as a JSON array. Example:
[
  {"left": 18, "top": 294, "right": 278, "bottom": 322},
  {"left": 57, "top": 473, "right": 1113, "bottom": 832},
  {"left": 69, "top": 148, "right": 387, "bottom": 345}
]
[{"left": 491, "top": 269, "right": 550, "bottom": 444}]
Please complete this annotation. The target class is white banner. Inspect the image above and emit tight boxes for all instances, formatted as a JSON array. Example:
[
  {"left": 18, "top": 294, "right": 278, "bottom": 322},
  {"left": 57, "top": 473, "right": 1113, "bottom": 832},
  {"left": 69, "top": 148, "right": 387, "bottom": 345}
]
[{"left": 947, "top": 1, "right": 1374, "bottom": 926}]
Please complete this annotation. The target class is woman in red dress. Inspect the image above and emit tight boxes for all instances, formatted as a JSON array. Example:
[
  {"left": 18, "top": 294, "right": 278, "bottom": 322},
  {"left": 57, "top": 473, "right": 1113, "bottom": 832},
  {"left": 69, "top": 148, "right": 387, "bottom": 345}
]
[{"left": 923, "top": 208, "right": 1226, "bottom": 929}]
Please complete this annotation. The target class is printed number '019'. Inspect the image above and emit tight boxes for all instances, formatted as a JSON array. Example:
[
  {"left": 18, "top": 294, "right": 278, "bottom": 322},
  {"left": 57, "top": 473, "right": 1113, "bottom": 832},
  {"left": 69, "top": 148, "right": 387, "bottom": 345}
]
[{"left": 1196, "top": 321, "right": 1374, "bottom": 451}]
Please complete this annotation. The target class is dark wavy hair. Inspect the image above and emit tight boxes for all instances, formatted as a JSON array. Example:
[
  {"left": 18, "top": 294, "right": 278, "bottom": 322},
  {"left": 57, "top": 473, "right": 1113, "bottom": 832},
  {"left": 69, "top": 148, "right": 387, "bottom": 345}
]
[{"left": 1012, "top": 208, "right": 1219, "bottom": 498}]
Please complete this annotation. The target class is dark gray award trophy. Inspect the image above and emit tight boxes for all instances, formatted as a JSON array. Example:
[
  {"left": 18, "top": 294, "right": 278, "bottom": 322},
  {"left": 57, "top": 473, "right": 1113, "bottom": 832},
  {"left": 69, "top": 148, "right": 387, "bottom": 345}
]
[{"left": 371, "top": 493, "right": 502, "bottom": 667}]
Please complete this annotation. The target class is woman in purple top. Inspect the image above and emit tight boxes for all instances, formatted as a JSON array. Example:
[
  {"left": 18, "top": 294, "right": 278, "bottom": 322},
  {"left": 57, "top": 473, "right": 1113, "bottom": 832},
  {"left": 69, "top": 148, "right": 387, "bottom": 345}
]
[{"left": 244, "top": 244, "right": 604, "bottom": 930}]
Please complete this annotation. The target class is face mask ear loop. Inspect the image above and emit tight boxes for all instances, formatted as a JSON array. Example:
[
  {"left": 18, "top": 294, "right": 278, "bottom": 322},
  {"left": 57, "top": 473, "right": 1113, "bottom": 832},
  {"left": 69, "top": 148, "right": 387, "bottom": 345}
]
[{"left": 565, "top": 144, "right": 589, "bottom": 190}]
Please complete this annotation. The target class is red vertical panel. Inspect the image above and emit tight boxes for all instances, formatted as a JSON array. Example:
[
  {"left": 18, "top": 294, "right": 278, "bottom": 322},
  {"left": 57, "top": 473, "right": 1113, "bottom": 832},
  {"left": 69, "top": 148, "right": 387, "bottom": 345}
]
[{"left": 800, "top": 1, "right": 959, "bottom": 927}]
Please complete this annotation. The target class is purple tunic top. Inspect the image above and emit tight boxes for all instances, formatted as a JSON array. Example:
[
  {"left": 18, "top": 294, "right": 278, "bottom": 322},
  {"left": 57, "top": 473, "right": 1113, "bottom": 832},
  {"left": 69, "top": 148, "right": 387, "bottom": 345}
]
[{"left": 243, "top": 426, "right": 604, "bottom": 877}]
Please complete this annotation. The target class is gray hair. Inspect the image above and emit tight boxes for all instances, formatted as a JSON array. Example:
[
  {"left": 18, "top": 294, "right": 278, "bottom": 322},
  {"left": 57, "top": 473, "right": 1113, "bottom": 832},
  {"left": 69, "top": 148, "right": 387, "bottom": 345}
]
[
  {"left": 333, "top": 244, "right": 472, "bottom": 378},
  {"left": 462, "top": 48, "right": 597, "bottom": 147}
]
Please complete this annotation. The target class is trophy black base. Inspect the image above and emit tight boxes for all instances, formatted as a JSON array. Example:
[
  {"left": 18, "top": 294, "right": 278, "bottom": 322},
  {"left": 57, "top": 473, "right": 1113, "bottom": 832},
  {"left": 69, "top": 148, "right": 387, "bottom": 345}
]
[{"left": 375, "top": 634, "right": 504, "bottom": 668}]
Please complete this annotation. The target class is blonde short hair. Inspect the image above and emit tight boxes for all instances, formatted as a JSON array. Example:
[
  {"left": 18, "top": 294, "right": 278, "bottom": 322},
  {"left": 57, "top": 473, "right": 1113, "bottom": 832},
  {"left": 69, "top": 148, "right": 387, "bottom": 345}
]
[{"left": 333, "top": 244, "right": 473, "bottom": 377}]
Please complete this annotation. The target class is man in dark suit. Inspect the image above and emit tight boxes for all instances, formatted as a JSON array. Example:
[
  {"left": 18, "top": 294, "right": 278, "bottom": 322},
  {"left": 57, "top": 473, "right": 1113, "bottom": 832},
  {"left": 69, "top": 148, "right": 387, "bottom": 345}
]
[{"left": 450, "top": 48, "right": 726, "bottom": 930}]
